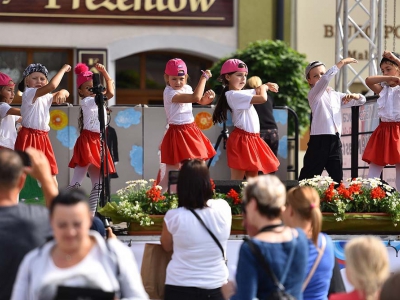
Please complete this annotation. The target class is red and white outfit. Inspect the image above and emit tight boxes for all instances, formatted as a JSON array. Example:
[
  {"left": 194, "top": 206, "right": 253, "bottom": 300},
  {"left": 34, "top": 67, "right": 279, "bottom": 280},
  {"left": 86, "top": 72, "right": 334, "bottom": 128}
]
[
  {"left": 68, "top": 96, "right": 115, "bottom": 174},
  {"left": 0, "top": 102, "right": 19, "bottom": 150},
  {"left": 14, "top": 88, "right": 58, "bottom": 174},
  {"left": 160, "top": 85, "right": 216, "bottom": 165},
  {"left": 363, "top": 83, "right": 400, "bottom": 166},
  {"left": 226, "top": 89, "right": 279, "bottom": 174}
]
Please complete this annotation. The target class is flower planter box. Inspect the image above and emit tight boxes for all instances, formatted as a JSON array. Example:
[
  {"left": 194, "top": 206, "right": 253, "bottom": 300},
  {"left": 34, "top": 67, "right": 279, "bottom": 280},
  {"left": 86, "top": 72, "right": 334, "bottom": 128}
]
[
  {"left": 126, "top": 215, "right": 246, "bottom": 236},
  {"left": 322, "top": 213, "right": 399, "bottom": 234},
  {"left": 127, "top": 215, "right": 164, "bottom": 235}
]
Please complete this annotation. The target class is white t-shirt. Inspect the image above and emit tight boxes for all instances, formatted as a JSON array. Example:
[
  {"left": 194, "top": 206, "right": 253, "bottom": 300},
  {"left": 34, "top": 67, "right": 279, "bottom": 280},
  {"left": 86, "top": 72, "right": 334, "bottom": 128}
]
[
  {"left": 226, "top": 89, "right": 260, "bottom": 133},
  {"left": 21, "top": 88, "right": 53, "bottom": 131},
  {"left": 163, "top": 85, "right": 194, "bottom": 125},
  {"left": 164, "top": 199, "right": 231, "bottom": 289},
  {"left": 37, "top": 244, "right": 114, "bottom": 300},
  {"left": 81, "top": 96, "right": 107, "bottom": 133},
  {"left": 0, "top": 103, "right": 19, "bottom": 149},
  {"left": 378, "top": 84, "right": 400, "bottom": 122}
]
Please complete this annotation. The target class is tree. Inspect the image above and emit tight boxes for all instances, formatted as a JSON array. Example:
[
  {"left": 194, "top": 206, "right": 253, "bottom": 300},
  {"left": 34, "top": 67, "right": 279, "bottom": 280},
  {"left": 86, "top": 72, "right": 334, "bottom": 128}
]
[{"left": 208, "top": 39, "right": 310, "bottom": 135}]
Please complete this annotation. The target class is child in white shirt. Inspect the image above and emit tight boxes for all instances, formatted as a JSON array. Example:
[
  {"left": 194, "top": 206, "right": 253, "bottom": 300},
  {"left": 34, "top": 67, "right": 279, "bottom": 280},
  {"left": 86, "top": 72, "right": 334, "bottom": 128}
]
[
  {"left": 363, "top": 51, "right": 400, "bottom": 189},
  {"left": 0, "top": 72, "right": 21, "bottom": 150},
  {"left": 15, "top": 63, "right": 71, "bottom": 185},
  {"left": 212, "top": 58, "right": 280, "bottom": 180}
]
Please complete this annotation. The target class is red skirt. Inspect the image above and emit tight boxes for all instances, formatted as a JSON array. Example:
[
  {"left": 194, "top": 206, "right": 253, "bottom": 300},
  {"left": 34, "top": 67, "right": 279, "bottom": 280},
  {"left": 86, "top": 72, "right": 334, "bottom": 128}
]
[
  {"left": 161, "top": 122, "right": 216, "bottom": 165},
  {"left": 14, "top": 127, "right": 58, "bottom": 175},
  {"left": 362, "top": 122, "right": 400, "bottom": 165},
  {"left": 227, "top": 127, "right": 280, "bottom": 174},
  {"left": 68, "top": 129, "right": 116, "bottom": 174}
]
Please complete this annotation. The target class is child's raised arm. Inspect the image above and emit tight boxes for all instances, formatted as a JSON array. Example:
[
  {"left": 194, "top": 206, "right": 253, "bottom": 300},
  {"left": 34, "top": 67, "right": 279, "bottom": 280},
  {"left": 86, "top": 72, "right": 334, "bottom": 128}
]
[
  {"left": 365, "top": 76, "right": 400, "bottom": 94},
  {"left": 383, "top": 51, "right": 400, "bottom": 66},
  {"left": 251, "top": 82, "right": 279, "bottom": 104},
  {"left": 34, "top": 64, "right": 71, "bottom": 101},
  {"left": 95, "top": 63, "right": 114, "bottom": 101},
  {"left": 52, "top": 89, "right": 70, "bottom": 105},
  {"left": 6, "top": 107, "right": 21, "bottom": 116},
  {"left": 172, "top": 70, "right": 211, "bottom": 103}
]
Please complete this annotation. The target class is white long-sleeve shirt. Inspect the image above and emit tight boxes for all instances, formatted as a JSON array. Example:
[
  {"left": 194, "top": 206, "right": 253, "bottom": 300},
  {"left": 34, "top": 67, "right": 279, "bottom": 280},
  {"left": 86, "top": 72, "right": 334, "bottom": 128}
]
[{"left": 308, "top": 65, "right": 366, "bottom": 136}]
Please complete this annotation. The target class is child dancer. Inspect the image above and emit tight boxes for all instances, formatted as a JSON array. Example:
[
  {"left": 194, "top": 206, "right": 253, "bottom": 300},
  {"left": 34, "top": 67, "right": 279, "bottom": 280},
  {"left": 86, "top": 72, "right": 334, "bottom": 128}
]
[
  {"left": 298, "top": 58, "right": 366, "bottom": 184},
  {"left": 362, "top": 51, "right": 400, "bottom": 189},
  {"left": 68, "top": 63, "right": 115, "bottom": 214},
  {"left": 15, "top": 63, "right": 71, "bottom": 184},
  {"left": 212, "top": 59, "right": 280, "bottom": 180},
  {"left": 158, "top": 58, "right": 216, "bottom": 192},
  {"left": 0, "top": 73, "right": 21, "bottom": 150}
]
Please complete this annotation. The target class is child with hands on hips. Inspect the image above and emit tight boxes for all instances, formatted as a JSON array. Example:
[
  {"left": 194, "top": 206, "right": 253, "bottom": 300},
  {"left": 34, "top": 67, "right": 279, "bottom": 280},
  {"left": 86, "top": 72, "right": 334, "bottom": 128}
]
[
  {"left": 0, "top": 73, "right": 21, "bottom": 150},
  {"left": 212, "top": 59, "right": 280, "bottom": 180},
  {"left": 298, "top": 58, "right": 366, "bottom": 185},
  {"left": 68, "top": 63, "right": 116, "bottom": 215},
  {"left": 158, "top": 58, "right": 216, "bottom": 192},
  {"left": 362, "top": 51, "right": 400, "bottom": 189},
  {"left": 15, "top": 63, "right": 71, "bottom": 185}
]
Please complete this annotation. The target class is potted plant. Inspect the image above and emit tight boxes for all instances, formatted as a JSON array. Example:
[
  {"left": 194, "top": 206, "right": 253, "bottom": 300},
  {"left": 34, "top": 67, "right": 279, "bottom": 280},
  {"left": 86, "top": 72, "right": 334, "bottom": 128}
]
[
  {"left": 98, "top": 179, "right": 178, "bottom": 235},
  {"left": 299, "top": 175, "right": 400, "bottom": 233},
  {"left": 98, "top": 179, "right": 247, "bottom": 235}
]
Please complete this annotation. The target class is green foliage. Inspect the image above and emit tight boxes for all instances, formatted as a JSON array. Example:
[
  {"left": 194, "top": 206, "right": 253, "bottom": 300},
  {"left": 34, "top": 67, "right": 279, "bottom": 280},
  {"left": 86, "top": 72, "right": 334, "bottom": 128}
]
[{"left": 208, "top": 40, "right": 310, "bottom": 134}]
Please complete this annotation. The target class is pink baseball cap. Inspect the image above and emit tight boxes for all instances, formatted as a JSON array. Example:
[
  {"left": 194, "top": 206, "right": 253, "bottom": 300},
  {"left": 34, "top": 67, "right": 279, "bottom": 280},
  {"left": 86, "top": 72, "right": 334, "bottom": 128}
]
[
  {"left": 0, "top": 73, "right": 15, "bottom": 87},
  {"left": 75, "top": 63, "right": 93, "bottom": 88},
  {"left": 220, "top": 59, "right": 248, "bottom": 75},
  {"left": 165, "top": 58, "right": 187, "bottom": 76}
]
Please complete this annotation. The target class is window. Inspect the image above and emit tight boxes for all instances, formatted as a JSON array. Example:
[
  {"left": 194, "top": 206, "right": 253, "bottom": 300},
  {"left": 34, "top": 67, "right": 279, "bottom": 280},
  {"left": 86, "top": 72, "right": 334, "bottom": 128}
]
[
  {"left": 0, "top": 48, "right": 73, "bottom": 104},
  {"left": 115, "top": 51, "right": 213, "bottom": 105}
]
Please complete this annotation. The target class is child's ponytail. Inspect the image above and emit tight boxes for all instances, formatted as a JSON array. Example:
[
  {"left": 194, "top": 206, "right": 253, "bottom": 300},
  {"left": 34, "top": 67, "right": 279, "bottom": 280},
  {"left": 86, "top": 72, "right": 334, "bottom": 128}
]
[
  {"left": 78, "top": 107, "right": 84, "bottom": 133},
  {"left": 212, "top": 85, "right": 230, "bottom": 124}
]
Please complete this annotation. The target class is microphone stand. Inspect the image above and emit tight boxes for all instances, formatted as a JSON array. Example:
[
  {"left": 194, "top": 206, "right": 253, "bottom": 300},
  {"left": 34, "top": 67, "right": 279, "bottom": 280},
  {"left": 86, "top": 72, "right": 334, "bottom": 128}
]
[
  {"left": 207, "top": 121, "right": 229, "bottom": 168},
  {"left": 90, "top": 73, "right": 110, "bottom": 217}
]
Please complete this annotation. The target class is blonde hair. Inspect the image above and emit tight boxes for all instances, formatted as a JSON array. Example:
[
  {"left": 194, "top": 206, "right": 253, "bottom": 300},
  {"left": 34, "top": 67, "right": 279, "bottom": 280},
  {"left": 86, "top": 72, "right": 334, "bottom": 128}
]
[
  {"left": 243, "top": 175, "right": 286, "bottom": 219},
  {"left": 345, "top": 236, "right": 389, "bottom": 300},
  {"left": 245, "top": 76, "right": 262, "bottom": 89},
  {"left": 286, "top": 186, "right": 321, "bottom": 246}
]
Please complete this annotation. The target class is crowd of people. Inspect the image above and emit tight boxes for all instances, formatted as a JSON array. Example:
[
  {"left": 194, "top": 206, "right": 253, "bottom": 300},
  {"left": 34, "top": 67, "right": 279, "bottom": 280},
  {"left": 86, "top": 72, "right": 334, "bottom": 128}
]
[{"left": 0, "top": 51, "right": 400, "bottom": 299}]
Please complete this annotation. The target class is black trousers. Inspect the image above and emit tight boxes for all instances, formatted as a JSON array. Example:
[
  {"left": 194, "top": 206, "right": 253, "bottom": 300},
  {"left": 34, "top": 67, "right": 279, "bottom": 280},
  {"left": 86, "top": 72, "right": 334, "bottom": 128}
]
[
  {"left": 260, "top": 128, "right": 279, "bottom": 156},
  {"left": 164, "top": 285, "right": 224, "bottom": 300},
  {"left": 299, "top": 134, "right": 343, "bottom": 184}
]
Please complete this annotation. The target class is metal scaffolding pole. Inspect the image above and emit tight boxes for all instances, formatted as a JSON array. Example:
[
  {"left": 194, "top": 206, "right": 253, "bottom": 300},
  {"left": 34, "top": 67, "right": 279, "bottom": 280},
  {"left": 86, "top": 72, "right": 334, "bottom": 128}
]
[{"left": 335, "top": 0, "right": 383, "bottom": 92}]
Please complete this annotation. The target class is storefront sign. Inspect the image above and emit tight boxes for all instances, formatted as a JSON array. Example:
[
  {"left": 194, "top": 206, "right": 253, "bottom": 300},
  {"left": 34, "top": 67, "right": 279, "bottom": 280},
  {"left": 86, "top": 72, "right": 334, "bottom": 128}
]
[{"left": 0, "top": 0, "right": 233, "bottom": 26}]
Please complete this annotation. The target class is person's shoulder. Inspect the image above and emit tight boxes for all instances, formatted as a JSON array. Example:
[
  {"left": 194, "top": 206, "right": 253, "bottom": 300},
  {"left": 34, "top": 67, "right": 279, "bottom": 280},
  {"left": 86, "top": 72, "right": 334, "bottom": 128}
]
[
  {"left": 12, "top": 203, "right": 49, "bottom": 217},
  {"left": 207, "top": 198, "right": 230, "bottom": 208},
  {"left": 164, "top": 207, "right": 181, "bottom": 219}
]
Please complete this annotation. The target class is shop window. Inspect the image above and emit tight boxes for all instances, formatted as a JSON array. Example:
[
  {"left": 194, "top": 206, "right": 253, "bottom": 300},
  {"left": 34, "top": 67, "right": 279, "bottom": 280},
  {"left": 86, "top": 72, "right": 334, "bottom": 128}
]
[{"left": 115, "top": 51, "right": 213, "bottom": 105}]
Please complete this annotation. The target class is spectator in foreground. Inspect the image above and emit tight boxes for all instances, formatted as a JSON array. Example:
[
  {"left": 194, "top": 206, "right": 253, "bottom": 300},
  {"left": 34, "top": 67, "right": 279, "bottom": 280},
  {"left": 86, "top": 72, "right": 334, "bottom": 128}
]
[
  {"left": 223, "top": 175, "right": 308, "bottom": 300},
  {"left": 161, "top": 159, "right": 232, "bottom": 300},
  {"left": 0, "top": 147, "right": 57, "bottom": 300},
  {"left": 11, "top": 188, "right": 148, "bottom": 299},
  {"left": 329, "top": 236, "right": 389, "bottom": 300}
]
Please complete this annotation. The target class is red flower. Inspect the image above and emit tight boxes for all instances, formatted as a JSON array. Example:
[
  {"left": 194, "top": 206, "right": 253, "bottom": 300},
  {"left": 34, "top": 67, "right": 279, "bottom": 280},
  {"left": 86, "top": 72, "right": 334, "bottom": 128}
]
[
  {"left": 323, "top": 183, "right": 336, "bottom": 202},
  {"left": 348, "top": 183, "right": 362, "bottom": 195},
  {"left": 370, "top": 186, "right": 386, "bottom": 200},
  {"left": 146, "top": 183, "right": 166, "bottom": 202},
  {"left": 337, "top": 182, "right": 352, "bottom": 200},
  {"left": 227, "top": 188, "right": 241, "bottom": 205},
  {"left": 210, "top": 179, "right": 215, "bottom": 191}
]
